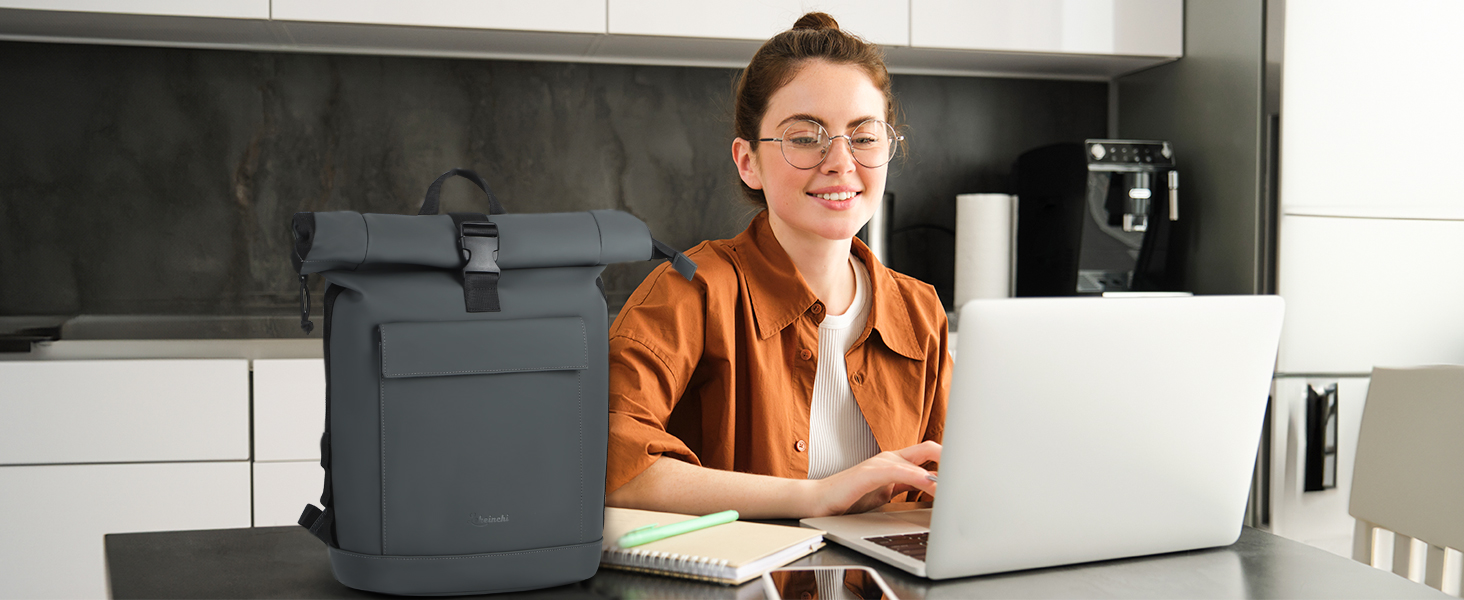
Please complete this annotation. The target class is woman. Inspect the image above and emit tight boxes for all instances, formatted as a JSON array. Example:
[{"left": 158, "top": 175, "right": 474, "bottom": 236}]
[{"left": 605, "top": 12, "right": 951, "bottom": 519}]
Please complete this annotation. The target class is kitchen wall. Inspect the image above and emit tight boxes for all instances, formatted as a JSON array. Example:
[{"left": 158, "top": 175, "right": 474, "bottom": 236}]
[{"left": 0, "top": 40, "right": 1106, "bottom": 328}]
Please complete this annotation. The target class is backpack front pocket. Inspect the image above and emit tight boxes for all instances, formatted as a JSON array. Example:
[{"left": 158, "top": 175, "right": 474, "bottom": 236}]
[{"left": 377, "top": 317, "right": 589, "bottom": 556}]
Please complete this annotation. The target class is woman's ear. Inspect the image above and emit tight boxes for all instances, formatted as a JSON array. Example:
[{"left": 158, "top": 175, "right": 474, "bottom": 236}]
[{"left": 732, "top": 138, "right": 764, "bottom": 191}]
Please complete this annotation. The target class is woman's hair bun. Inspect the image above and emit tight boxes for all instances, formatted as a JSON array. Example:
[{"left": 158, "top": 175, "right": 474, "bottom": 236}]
[{"left": 791, "top": 11, "right": 840, "bottom": 31}]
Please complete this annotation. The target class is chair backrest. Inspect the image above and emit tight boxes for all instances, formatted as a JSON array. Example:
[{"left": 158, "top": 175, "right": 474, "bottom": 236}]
[{"left": 1349, "top": 365, "right": 1464, "bottom": 594}]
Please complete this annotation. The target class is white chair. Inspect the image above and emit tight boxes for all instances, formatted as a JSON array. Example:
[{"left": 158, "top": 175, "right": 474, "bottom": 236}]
[{"left": 1350, "top": 366, "right": 1464, "bottom": 595}]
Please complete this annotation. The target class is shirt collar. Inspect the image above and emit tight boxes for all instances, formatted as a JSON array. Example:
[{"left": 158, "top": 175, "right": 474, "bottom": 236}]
[{"left": 730, "top": 210, "right": 924, "bottom": 360}]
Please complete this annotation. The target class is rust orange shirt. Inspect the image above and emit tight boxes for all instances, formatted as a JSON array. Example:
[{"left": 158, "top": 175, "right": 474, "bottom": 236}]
[{"left": 605, "top": 210, "right": 952, "bottom": 495}]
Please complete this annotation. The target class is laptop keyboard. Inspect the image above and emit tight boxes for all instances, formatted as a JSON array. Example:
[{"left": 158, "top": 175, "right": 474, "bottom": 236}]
[{"left": 865, "top": 532, "right": 928, "bottom": 562}]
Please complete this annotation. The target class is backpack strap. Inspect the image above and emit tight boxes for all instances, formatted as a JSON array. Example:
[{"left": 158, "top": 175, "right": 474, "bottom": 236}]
[
  {"left": 299, "top": 284, "right": 344, "bottom": 547},
  {"left": 453, "top": 213, "right": 500, "bottom": 312},
  {"left": 652, "top": 238, "right": 697, "bottom": 281}
]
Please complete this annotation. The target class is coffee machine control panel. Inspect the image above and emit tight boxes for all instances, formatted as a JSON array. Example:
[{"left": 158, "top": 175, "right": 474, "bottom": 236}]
[{"left": 1084, "top": 140, "right": 1174, "bottom": 170}]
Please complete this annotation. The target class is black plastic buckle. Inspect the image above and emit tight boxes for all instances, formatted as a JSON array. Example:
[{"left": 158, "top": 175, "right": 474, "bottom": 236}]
[{"left": 459, "top": 221, "right": 500, "bottom": 274}]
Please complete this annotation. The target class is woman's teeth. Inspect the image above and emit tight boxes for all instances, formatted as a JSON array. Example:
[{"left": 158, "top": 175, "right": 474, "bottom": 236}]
[{"left": 814, "top": 191, "right": 858, "bottom": 201}]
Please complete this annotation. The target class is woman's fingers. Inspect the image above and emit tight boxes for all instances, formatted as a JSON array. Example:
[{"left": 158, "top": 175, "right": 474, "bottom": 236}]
[
  {"left": 812, "top": 442, "right": 944, "bottom": 516},
  {"left": 892, "top": 440, "right": 942, "bottom": 465}
]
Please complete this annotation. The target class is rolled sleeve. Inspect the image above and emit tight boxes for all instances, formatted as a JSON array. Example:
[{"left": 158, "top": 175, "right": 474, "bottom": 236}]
[
  {"left": 604, "top": 260, "right": 708, "bottom": 495},
  {"left": 606, "top": 334, "right": 701, "bottom": 494}
]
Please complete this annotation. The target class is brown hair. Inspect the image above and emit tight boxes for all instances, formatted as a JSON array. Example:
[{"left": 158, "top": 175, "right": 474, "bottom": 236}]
[{"left": 733, "top": 12, "right": 897, "bottom": 206}]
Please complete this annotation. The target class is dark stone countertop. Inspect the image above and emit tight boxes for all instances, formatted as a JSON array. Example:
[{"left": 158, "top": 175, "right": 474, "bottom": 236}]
[{"left": 104, "top": 525, "right": 1449, "bottom": 599}]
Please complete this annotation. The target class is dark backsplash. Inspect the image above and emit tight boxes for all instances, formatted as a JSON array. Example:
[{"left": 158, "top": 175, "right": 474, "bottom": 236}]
[{"left": 0, "top": 40, "right": 1105, "bottom": 328}]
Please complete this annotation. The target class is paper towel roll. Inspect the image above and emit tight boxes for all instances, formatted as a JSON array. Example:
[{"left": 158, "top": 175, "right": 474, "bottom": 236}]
[{"left": 955, "top": 194, "right": 1017, "bottom": 307}]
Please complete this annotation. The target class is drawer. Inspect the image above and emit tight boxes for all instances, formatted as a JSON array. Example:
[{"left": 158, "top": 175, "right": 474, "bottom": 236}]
[
  {"left": 252, "top": 359, "right": 326, "bottom": 462},
  {"left": 0, "top": 461, "right": 251, "bottom": 599},
  {"left": 253, "top": 460, "right": 324, "bottom": 527},
  {"left": 0, "top": 360, "right": 249, "bottom": 465}
]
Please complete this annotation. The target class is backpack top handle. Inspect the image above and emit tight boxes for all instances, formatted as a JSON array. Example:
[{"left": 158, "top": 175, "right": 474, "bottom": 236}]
[{"left": 419, "top": 168, "right": 506, "bottom": 216}]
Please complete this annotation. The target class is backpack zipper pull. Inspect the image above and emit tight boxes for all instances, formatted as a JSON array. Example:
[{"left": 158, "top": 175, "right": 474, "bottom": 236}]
[{"left": 299, "top": 274, "right": 315, "bottom": 334}]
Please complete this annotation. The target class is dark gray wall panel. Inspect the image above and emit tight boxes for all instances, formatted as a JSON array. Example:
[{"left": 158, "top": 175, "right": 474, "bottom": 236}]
[
  {"left": 1117, "top": 0, "right": 1268, "bottom": 295},
  {"left": 0, "top": 41, "right": 1105, "bottom": 328}
]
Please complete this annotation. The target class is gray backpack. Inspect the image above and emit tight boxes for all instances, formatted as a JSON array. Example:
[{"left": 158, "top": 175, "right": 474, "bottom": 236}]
[{"left": 292, "top": 169, "right": 695, "bottom": 595}]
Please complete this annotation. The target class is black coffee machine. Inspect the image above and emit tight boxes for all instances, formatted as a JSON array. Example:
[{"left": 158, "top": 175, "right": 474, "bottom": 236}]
[{"left": 1012, "top": 139, "right": 1185, "bottom": 296}]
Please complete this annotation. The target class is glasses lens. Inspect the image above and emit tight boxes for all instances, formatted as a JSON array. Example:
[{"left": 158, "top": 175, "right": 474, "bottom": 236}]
[
  {"left": 781, "top": 121, "right": 827, "bottom": 169},
  {"left": 851, "top": 121, "right": 898, "bottom": 168}
]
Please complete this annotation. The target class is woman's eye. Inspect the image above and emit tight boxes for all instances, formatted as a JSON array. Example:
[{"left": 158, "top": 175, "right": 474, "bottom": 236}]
[
  {"left": 789, "top": 135, "right": 822, "bottom": 147},
  {"left": 852, "top": 135, "right": 879, "bottom": 146}
]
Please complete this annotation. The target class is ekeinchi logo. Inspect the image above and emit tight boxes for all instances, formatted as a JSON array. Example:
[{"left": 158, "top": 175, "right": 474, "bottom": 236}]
[{"left": 469, "top": 512, "right": 510, "bottom": 526}]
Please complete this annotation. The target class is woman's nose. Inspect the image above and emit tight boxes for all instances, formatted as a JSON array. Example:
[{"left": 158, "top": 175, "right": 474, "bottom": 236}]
[{"left": 821, "top": 136, "right": 858, "bottom": 173}]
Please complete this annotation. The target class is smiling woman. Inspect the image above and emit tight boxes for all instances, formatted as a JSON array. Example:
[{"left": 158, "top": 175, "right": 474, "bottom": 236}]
[{"left": 603, "top": 12, "right": 952, "bottom": 519}]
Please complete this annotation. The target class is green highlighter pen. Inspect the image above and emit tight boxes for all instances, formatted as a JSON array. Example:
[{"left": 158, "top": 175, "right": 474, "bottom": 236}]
[{"left": 616, "top": 510, "right": 740, "bottom": 548}]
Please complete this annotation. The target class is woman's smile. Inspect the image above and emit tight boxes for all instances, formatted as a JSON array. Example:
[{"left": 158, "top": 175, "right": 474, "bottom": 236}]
[{"left": 808, "top": 186, "right": 862, "bottom": 211}]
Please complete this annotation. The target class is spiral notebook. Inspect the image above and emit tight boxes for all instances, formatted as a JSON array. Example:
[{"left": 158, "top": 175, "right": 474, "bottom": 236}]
[{"left": 601, "top": 507, "right": 825, "bottom": 585}]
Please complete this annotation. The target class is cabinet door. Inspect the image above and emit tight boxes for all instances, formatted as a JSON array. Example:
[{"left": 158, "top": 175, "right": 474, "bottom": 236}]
[
  {"left": 0, "top": 0, "right": 267, "bottom": 19},
  {"left": 253, "top": 460, "right": 324, "bottom": 527},
  {"left": 272, "top": 0, "right": 606, "bottom": 34},
  {"left": 0, "top": 359, "right": 249, "bottom": 465},
  {"left": 253, "top": 359, "right": 325, "bottom": 462},
  {"left": 911, "top": 0, "right": 1181, "bottom": 56},
  {"left": 1276, "top": 215, "right": 1464, "bottom": 374},
  {"left": 0, "top": 461, "right": 251, "bottom": 599},
  {"left": 609, "top": 0, "right": 910, "bottom": 46}
]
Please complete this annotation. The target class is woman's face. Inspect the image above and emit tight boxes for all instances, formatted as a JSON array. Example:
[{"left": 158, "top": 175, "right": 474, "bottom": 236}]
[{"left": 735, "top": 60, "right": 889, "bottom": 243}]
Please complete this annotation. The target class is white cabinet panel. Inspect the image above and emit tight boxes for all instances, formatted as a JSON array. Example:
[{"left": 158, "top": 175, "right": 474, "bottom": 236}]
[
  {"left": 911, "top": 0, "right": 1181, "bottom": 57},
  {"left": 0, "top": 461, "right": 251, "bottom": 599},
  {"left": 253, "top": 359, "right": 325, "bottom": 462},
  {"left": 1268, "top": 377, "right": 1370, "bottom": 557},
  {"left": 1280, "top": 1, "right": 1464, "bottom": 214},
  {"left": 0, "top": 0, "right": 267, "bottom": 19},
  {"left": 272, "top": 0, "right": 606, "bottom": 34},
  {"left": 609, "top": 0, "right": 909, "bottom": 46},
  {"left": 1276, "top": 216, "right": 1464, "bottom": 374},
  {"left": 253, "top": 460, "right": 324, "bottom": 527},
  {"left": 0, "top": 360, "right": 249, "bottom": 465}
]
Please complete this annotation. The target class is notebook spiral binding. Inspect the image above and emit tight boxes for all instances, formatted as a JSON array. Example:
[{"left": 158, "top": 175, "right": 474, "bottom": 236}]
[{"left": 600, "top": 546, "right": 733, "bottom": 582}]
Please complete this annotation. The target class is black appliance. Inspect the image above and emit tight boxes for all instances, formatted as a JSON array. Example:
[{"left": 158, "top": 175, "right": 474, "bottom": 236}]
[{"left": 1013, "top": 139, "right": 1185, "bottom": 296}]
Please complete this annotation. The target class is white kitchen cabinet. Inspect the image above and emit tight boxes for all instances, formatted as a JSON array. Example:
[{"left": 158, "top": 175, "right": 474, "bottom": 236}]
[
  {"left": 0, "top": 359, "right": 249, "bottom": 465},
  {"left": 0, "top": 461, "right": 251, "bottom": 599},
  {"left": 608, "top": 0, "right": 909, "bottom": 46},
  {"left": 271, "top": 0, "right": 606, "bottom": 34},
  {"left": 252, "top": 359, "right": 325, "bottom": 462},
  {"left": 0, "top": 0, "right": 1179, "bottom": 78},
  {"left": 253, "top": 460, "right": 325, "bottom": 527},
  {"left": 911, "top": 0, "right": 1181, "bottom": 56},
  {"left": 0, "top": 0, "right": 266, "bottom": 19},
  {"left": 1279, "top": 0, "right": 1464, "bottom": 215},
  {"left": 251, "top": 360, "right": 327, "bottom": 526},
  {"left": 1267, "top": 376, "right": 1370, "bottom": 558},
  {"left": 1275, "top": 214, "right": 1464, "bottom": 375}
]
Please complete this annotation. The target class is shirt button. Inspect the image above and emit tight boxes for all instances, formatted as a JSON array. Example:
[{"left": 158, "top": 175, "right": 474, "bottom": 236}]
[
  {"left": 799, "top": 348, "right": 813, "bottom": 360},
  {"left": 811, "top": 303, "right": 823, "bottom": 314},
  {"left": 795, "top": 439, "right": 807, "bottom": 452}
]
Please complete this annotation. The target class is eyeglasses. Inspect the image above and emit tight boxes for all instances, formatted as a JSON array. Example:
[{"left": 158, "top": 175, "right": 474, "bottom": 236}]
[{"left": 758, "top": 119, "right": 903, "bottom": 170}]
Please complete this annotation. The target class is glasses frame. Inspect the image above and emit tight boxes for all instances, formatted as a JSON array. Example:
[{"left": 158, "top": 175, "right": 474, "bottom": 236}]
[{"left": 757, "top": 119, "right": 904, "bottom": 170}]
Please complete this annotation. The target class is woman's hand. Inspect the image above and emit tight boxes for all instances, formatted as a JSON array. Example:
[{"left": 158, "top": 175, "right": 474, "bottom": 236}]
[{"left": 805, "top": 441, "right": 941, "bottom": 517}]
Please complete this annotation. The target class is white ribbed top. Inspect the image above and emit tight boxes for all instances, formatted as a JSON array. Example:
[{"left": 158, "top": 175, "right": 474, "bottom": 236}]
[{"left": 807, "top": 256, "right": 879, "bottom": 480}]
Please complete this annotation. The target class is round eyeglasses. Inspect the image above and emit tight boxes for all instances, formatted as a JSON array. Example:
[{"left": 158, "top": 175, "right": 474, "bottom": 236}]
[{"left": 758, "top": 119, "right": 903, "bottom": 170}]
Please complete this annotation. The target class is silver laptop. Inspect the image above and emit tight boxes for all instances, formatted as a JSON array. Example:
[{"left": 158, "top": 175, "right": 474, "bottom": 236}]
[{"left": 802, "top": 296, "right": 1285, "bottom": 579}]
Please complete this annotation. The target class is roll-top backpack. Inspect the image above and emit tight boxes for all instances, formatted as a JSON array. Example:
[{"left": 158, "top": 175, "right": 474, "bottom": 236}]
[{"left": 292, "top": 169, "right": 695, "bottom": 595}]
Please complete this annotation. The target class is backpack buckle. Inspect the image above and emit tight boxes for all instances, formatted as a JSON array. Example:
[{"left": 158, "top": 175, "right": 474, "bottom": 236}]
[{"left": 459, "top": 221, "right": 500, "bottom": 274}]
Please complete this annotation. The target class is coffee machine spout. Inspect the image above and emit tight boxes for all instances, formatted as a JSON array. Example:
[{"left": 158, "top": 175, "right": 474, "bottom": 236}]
[{"left": 1123, "top": 172, "right": 1152, "bottom": 232}]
